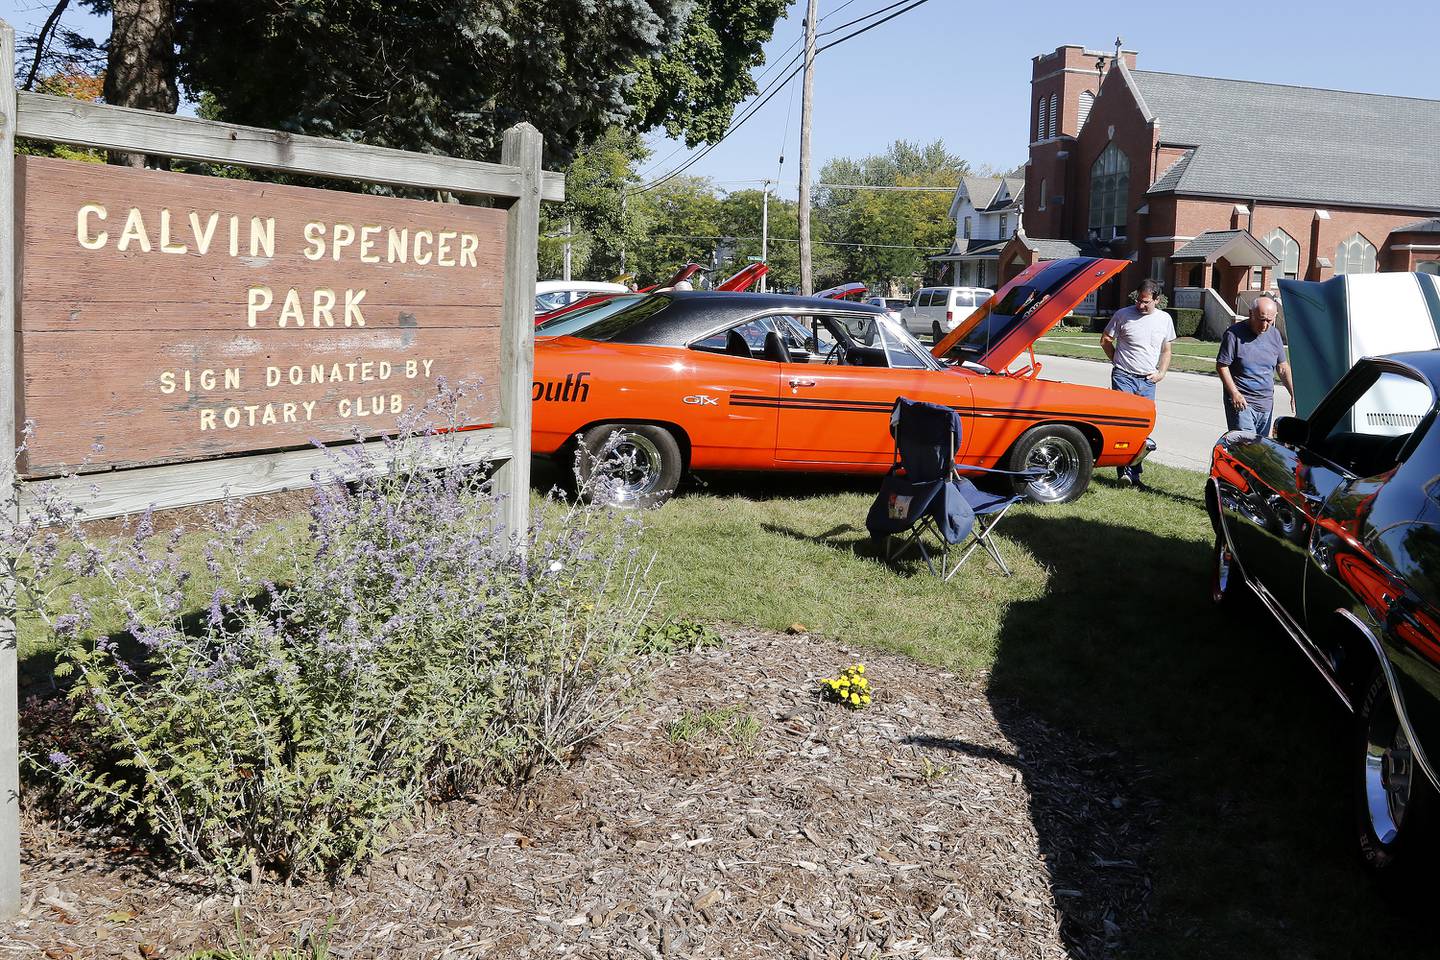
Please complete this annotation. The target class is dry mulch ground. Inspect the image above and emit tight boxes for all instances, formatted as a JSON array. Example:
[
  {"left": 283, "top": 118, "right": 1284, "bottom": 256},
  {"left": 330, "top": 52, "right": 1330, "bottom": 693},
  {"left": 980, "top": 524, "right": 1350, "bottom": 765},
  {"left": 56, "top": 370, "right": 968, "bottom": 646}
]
[{"left": 8, "top": 629, "right": 1156, "bottom": 959}]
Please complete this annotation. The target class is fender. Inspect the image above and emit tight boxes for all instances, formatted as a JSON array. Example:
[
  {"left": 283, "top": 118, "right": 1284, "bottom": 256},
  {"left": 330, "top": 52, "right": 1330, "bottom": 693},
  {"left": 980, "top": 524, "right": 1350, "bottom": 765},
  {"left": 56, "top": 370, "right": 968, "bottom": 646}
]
[{"left": 1336, "top": 607, "right": 1440, "bottom": 792}]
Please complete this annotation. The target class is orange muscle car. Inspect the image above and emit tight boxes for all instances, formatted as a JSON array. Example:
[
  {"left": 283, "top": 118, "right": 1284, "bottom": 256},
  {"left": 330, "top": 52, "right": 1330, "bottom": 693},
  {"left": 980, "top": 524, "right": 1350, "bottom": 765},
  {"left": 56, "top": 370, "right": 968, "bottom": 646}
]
[{"left": 531, "top": 257, "right": 1155, "bottom": 506}]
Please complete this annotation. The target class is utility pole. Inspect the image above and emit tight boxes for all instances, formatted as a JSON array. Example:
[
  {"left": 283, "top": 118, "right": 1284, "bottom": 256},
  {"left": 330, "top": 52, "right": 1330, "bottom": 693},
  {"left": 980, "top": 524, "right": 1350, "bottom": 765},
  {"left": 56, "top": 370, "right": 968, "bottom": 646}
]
[
  {"left": 562, "top": 219, "right": 572, "bottom": 281},
  {"left": 619, "top": 189, "right": 628, "bottom": 278},
  {"left": 760, "top": 178, "right": 771, "bottom": 292},
  {"left": 797, "top": 0, "right": 817, "bottom": 296}
]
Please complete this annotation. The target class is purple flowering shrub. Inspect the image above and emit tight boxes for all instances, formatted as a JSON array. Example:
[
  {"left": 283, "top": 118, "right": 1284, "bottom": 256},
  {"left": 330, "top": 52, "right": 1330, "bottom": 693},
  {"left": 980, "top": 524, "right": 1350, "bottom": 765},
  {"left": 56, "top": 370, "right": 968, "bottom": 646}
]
[{"left": 14, "top": 388, "right": 658, "bottom": 880}]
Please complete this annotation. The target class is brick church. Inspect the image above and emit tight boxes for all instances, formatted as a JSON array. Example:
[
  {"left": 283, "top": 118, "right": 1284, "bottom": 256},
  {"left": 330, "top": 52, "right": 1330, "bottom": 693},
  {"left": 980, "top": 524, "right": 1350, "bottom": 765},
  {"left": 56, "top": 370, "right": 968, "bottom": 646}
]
[{"left": 1003, "top": 43, "right": 1440, "bottom": 317}]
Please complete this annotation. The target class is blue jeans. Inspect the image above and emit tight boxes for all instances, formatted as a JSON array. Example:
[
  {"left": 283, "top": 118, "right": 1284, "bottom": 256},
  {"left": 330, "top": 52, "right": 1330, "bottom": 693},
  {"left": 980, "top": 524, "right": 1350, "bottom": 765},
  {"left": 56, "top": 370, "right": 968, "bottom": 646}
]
[
  {"left": 1111, "top": 369, "right": 1156, "bottom": 480},
  {"left": 1224, "top": 398, "right": 1273, "bottom": 437}
]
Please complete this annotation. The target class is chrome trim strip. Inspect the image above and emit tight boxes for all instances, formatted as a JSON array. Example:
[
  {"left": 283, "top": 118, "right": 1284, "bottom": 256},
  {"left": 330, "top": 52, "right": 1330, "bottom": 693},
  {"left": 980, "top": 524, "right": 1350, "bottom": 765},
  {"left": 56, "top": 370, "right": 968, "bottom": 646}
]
[
  {"left": 1336, "top": 608, "right": 1440, "bottom": 793},
  {"left": 1213, "top": 477, "right": 1356, "bottom": 711},
  {"left": 1249, "top": 582, "right": 1354, "bottom": 712}
]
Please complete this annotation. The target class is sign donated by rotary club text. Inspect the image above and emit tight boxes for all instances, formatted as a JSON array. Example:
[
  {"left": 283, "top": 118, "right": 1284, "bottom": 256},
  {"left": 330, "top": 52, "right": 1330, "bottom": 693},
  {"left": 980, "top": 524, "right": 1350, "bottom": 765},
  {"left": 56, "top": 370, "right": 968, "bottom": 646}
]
[{"left": 16, "top": 156, "right": 508, "bottom": 475}]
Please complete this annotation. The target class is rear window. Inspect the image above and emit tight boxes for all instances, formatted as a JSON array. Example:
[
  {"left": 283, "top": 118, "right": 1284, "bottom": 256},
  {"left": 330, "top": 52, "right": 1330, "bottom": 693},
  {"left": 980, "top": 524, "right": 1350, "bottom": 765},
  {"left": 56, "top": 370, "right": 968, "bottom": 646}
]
[
  {"left": 951, "top": 291, "right": 974, "bottom": 308},
  {"left": 539, "top": 294, "right": 671, "bottom": 340}
]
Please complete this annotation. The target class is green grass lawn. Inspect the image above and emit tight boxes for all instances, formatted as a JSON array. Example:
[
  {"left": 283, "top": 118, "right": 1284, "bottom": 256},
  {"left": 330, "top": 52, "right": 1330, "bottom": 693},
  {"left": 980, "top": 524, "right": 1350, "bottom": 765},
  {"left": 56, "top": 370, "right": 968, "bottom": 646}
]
[
  {"left": 21, "top": 463, "right": 1434, "bottom": 959},
  {"left": 632, "top": 465, "right": 1431, "bottom": 960},
  {"left": 1038, "top": 328, "right": 1222, "bottom": 376}
]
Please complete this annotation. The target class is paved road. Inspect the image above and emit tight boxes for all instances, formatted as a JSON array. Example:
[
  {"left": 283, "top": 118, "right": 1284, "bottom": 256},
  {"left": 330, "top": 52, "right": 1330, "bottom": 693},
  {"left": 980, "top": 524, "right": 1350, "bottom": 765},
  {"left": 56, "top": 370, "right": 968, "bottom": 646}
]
[{"left": 1032, "top": 354, "right": 1296, "bottom": 473}]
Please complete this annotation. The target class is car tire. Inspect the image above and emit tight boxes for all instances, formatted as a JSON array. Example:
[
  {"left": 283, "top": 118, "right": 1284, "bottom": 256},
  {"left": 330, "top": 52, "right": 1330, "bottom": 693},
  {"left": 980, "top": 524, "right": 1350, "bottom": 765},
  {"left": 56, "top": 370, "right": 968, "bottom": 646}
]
[
  {"left": 1209, "top": 534, "right": 1244, "bottom": 609},
  {"left": 1354, "top": 668, "right": 1436, "bottom": 892},
  {"left": 575, "top": 423, "right": 682, "bottom": 509},
  {"left": 1006, "top": 424, "right": 1094, "bottom": 504},
  {"left": 931, "top": 320, "right": 943, "bottom": 344}
]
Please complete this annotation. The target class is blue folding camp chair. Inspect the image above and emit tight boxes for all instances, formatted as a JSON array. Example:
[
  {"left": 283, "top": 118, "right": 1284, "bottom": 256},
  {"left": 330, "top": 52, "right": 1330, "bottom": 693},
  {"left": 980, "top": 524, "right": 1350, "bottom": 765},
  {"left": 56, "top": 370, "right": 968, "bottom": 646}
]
[{"left": 865, "top": 397, "right": 1043, "bottom": 579}]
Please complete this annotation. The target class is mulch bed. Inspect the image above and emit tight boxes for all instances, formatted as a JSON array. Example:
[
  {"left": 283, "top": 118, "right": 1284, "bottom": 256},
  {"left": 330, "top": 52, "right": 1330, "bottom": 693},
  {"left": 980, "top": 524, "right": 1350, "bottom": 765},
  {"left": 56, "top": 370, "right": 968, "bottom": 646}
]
[{"left": 8, "top": 629, "right": 1157, "bottom": 959}]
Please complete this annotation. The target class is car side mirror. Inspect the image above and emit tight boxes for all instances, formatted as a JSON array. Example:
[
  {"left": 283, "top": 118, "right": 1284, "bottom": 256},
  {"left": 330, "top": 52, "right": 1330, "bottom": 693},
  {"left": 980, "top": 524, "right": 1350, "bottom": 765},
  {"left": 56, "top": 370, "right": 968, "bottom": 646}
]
[{"left": 1273, "top": 416, "right": 1307, "bottom": 446}]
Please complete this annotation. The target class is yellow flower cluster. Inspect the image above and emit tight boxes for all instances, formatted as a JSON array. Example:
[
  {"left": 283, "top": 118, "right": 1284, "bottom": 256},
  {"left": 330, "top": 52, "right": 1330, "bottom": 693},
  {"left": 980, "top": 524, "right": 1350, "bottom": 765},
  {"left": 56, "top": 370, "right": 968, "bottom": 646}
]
[{"left": 819, "top": 663, "right": 873, "bottom": 709}]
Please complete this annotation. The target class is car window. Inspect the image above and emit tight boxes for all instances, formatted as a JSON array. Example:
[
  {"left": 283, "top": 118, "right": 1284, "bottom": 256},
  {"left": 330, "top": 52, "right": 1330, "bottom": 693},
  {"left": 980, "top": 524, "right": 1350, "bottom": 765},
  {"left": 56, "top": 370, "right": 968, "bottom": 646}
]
[
  {"left": 1314, "top": 369, "right": 1435, "bottom": 477},
  {"left": 875, "top": 317, "right": 934, "bottom": 369},
  {"left": 952, "top": 291, "right": 974, "bottom": 309},
  {"left": 568, "top": 294, "right": 674, "bottom": 342},
  {"left": 535, "top": 291, "right": 570, "bottom": 313},
  {"left": 691, "top": 318, "right": 772, "bottom": 357},
  {"left": 922, "top": 291, "right": 940, "bottom": 307}
]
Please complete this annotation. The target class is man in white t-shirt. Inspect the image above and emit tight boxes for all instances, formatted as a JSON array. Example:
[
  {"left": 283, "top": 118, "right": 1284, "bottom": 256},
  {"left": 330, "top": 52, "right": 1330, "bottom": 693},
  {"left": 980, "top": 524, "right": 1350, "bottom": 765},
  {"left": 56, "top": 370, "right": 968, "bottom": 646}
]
[{"left": 1101, "top": 279, "right": 1174, "bottom": 489}]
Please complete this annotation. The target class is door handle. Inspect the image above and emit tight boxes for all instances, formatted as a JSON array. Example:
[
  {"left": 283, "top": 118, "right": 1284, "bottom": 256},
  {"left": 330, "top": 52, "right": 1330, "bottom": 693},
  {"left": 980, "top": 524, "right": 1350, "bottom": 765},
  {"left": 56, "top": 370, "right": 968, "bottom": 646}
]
[{"left": 788, "top": 379, "right": 817, "bottom": 388}]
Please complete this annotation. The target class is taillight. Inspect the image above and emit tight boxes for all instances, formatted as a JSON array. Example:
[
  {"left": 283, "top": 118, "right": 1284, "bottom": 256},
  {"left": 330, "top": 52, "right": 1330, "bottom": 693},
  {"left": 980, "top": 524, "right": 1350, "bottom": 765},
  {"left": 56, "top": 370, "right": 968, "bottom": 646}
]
[{"left": 946, "top": 310, "right": 954, "bottom": 322}]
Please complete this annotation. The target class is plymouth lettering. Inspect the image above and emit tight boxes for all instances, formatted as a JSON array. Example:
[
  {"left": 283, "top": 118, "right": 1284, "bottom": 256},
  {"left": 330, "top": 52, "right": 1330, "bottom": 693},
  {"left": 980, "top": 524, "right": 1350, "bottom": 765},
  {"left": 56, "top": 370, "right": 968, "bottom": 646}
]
[{"left": 532, "top": 371, "right": 591, "bottom": 403}]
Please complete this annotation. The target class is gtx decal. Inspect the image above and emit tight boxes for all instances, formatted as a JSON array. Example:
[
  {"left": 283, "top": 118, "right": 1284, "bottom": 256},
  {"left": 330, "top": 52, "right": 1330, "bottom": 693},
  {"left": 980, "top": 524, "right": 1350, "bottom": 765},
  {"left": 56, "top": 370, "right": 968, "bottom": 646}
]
[{"left": 532, "top": 371, "right": 592, "bottom": 403}]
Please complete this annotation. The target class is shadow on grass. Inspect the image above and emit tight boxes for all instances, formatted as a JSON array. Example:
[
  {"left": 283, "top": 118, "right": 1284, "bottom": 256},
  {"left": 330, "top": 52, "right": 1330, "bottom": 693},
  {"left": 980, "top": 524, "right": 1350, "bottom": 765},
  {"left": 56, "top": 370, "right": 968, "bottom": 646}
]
[{"left": 983, "top": 513, "right": 1436, "bottom": 960}]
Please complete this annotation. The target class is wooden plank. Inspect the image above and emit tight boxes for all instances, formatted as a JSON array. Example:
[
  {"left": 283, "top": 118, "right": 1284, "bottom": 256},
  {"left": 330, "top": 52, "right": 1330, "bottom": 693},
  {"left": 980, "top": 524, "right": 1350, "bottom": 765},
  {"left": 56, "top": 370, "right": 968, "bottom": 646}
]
[
  {"left": 16, "top": 157, "right": 508, "bottom": 473},
  {"left": 16, "top": 92, "right": 565, "bottom": 203},
  {"left": 19, "top": 428, "right": 513, "bottom": 523},
  {"left": 495, "top": 124, "right": 542, "bottom": 544},
  {"left": 0, "top": 20, "right": 20, "bottom": 923}
]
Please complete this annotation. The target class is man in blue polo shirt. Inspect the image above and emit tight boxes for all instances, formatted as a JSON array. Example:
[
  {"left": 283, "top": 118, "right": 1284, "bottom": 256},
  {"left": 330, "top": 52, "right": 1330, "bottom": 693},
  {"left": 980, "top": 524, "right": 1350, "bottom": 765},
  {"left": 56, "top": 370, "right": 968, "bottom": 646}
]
[{"left": 1216, "top": 294, "right": 1293, "bottom": 437}]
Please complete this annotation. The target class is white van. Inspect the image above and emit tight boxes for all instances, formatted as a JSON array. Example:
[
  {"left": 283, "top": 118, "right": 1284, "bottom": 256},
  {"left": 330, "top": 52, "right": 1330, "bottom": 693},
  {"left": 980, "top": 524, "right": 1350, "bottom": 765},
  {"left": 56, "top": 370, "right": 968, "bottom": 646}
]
[{"left": 901, "top": 286, "right": 994, "bottom": 340}]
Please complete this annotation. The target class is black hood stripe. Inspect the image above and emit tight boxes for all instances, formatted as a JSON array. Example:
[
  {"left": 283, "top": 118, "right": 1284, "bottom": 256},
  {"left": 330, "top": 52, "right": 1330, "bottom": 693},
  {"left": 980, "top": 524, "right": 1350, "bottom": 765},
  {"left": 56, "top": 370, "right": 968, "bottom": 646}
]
[{"left": 730, "top": 394, "right": 1150, "bottom": 426}]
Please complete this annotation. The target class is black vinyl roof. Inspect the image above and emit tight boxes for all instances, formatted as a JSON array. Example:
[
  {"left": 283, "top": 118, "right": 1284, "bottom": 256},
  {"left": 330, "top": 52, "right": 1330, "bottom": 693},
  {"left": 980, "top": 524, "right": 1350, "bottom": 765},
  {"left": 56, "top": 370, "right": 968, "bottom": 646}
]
[{"left": 603, "top": 291, "right": 884, "bottom": 347}]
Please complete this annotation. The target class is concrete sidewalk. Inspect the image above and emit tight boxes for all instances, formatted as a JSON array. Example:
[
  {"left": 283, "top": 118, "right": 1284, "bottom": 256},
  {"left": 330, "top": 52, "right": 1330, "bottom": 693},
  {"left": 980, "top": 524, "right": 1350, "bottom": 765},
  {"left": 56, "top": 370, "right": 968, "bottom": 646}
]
[{"left": 1032, "top": 354, "right": 1295, "bottom": 473}]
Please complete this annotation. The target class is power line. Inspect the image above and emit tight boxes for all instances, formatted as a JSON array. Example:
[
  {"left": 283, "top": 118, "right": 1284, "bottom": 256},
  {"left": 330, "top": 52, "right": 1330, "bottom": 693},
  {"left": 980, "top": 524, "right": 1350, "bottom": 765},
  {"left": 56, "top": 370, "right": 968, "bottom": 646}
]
[
  {"left": 638, "top": 17, "right": 805, "bottom": 180},
  {"left": 646, "top": 233, "right": 948, "bottom": 251},
  {"left": 636, "top": 0, "right": 934, "bottom": 194},
  {"left": 818, "top": 0, "right": 912, "bottom": 37},
  {"left": 817, "top": 182, "right": 956, "bottom": 192}
]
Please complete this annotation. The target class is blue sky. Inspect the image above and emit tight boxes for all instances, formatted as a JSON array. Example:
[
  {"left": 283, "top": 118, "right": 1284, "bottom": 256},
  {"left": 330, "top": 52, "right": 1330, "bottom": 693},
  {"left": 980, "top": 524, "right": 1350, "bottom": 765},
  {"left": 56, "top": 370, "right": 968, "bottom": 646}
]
[{"left": 4, "top": 0, "right": 1434, "bottom": 196}]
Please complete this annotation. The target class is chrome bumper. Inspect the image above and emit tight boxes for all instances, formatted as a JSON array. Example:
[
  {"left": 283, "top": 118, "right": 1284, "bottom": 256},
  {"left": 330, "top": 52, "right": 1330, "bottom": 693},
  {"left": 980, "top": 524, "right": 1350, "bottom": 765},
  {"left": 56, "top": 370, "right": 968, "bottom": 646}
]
[{"left": 1128, "top": 437, "right": 1157, "bottom": 467}]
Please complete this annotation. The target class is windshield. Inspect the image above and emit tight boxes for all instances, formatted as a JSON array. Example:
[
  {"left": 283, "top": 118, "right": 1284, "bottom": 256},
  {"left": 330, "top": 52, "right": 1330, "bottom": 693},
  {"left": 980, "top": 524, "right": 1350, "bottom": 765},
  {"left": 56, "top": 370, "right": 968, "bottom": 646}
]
[
  {"left": 941, "top": 260, "right": 1089, "bottom": 360},
  {"left": 536, "top": 294, "right": 646, "bottom": 338}
]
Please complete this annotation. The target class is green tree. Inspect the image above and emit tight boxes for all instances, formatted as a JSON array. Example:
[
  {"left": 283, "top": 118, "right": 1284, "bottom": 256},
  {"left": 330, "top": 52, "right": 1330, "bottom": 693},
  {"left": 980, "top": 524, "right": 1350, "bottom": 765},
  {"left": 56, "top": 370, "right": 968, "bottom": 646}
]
[
  {"left": 628, "top": 176, "right": 722, "bottom": 284},
  {"left": 716, "top": 188, "right": 800, "bottom": 291},
  {"left": 539, "top": 128, "right": 648, "bottom": 281},
  {"left": 628, "top": 0, "right": 789, "bottom": 147},
  {"left": 44, "top": 1, "right": 786, "bottom": 164},
  {"left": 816, "top": 140, "right": 967, "bottom": 294}
]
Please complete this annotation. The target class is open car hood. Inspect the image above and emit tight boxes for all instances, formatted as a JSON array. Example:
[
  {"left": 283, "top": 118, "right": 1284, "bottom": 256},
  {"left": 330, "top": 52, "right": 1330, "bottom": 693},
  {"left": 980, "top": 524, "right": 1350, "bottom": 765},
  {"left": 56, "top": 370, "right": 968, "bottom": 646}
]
[
  {"left": 931, "top": 257, "right": 1128, "bottom": 371},
  {"left": 1279, "top": 272, "right": 1440, "bottom": 416}
]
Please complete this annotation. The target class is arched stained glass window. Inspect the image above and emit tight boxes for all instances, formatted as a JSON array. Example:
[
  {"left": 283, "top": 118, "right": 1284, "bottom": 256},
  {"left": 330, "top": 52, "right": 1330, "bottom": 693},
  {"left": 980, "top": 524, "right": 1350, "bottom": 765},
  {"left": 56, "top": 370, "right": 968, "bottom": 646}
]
[
  {"left": 1262, "top": 228, "right": 1300, "bottom": 280},
  {"left": 1088, "top": 144, "right": 1129, "bottom": 233},
  {"left": 1335, "top": 233, "right": 1377, "bottom": 275}
]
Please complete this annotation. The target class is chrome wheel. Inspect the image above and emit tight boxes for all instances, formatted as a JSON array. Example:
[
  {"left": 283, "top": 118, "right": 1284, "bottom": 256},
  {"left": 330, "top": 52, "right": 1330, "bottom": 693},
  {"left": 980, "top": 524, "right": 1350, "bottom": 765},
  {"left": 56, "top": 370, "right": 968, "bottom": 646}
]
[
  {"left": 1363, "top": 693, "right": 1413, "bottom": 847},
  {"left": 593, "top": 430, "right": 664, "bottom": 505},
  {"left": 1024, "top": 436, "right": 1082, "bottom": 502}
]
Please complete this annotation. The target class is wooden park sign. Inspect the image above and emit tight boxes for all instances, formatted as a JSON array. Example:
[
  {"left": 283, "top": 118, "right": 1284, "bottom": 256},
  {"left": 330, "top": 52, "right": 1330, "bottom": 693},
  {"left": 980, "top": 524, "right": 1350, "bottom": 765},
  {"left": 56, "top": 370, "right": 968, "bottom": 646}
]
[
  {"left": 0, "top": 18, "right": 564, "bottom": 920},
  {"left": 18, "top": 157, "right": 509, "bottom": 473}
]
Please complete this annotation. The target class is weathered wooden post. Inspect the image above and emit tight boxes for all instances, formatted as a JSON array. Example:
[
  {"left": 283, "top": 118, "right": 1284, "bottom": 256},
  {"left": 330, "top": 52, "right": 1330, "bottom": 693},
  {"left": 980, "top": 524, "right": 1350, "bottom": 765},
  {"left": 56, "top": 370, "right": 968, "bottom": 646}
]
[
  {"left": 0, "top": 18, "right": 19, "bottom": 922},
  {"left": 497, "top": 123, "right": 543, "bottom": 547}
]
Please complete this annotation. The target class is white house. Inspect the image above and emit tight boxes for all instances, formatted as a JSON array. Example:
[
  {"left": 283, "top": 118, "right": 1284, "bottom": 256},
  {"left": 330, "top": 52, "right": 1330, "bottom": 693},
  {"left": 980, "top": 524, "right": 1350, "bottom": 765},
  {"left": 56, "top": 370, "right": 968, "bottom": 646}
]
[{"left": 928, "top": 176, "right": 1024, "bottom": 288}]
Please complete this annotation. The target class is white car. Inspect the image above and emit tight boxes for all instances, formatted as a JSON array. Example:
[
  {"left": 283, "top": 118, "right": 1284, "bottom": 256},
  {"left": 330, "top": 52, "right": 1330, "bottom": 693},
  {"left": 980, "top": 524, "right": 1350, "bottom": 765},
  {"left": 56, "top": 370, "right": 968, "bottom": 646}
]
[
  {"left": 901, "top": 286, "right": 994, "bottom": 341},
  {"left": 534, "top": 280, "right": 630, "bottom": 315}
]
